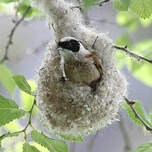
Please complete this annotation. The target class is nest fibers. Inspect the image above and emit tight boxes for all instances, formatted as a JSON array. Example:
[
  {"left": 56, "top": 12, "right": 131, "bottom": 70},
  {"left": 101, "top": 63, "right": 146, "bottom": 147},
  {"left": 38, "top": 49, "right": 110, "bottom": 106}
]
[
  {"left": 33, "top": 0, "right": 127, "bottom": 137},
  {"left": 36, "top": 39, "right": 127, "bottom": 137}
]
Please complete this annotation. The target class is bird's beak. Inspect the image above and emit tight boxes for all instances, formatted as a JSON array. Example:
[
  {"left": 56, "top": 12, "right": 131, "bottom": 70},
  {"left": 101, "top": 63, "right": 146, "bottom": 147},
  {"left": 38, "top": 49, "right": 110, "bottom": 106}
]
[{"left": 57, "top": 47, "right": 63, "bottom": 51}]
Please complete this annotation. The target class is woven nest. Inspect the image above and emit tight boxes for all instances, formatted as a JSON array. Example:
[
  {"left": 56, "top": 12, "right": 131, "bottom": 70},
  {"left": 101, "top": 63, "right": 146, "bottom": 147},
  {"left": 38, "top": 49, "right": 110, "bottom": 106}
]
[{"left": 36, "top": 38, "right": 127, "bottom": 137}]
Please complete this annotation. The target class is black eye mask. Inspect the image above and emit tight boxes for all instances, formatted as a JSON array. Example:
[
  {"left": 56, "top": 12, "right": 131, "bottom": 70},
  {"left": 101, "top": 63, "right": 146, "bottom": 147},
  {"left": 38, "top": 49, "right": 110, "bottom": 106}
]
[{"left": 58, "top": 39, "right": 80, "bottom": 52}]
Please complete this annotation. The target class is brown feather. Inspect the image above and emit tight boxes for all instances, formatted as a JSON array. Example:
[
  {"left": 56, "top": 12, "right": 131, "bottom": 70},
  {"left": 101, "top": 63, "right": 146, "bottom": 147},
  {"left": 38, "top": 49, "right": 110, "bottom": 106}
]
[{"left": 85, "top": 53, "right": 104, "bottom": 93}]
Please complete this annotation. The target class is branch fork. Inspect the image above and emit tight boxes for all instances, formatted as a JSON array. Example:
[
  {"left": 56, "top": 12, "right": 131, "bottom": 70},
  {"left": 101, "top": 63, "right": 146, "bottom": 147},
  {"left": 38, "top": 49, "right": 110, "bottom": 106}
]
[
  {"left": 124, "top": 96, "right": 152, "bottom": 133},
  {"left": 114, "top": 45, "right": 152, "bottom": 64}
]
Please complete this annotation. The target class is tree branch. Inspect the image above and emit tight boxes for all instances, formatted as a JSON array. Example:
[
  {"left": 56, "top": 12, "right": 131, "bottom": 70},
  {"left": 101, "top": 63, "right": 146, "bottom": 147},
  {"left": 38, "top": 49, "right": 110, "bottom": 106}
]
[
  {"left": 113, "top": 45, "right": 152, "bottom": 64},
  {"left": 124, "top": 96, "right": 152, "bottom": 133},
  {"left": 98, "top": 0, "right": 110, "bottom": 6},
  {"left": 71, "top": 0, "right": 110, "bottom": 9},
  {"left": 0, "top": 6, "right": 31, "bottom": 64},
  {"left": 91, "top": 18, "right": 117, "bottom": 25}
]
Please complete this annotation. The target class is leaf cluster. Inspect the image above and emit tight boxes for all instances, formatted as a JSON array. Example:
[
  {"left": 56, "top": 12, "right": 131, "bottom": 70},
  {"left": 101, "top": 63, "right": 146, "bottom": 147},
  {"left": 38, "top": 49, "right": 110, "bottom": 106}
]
[
  {"left": 0, "top": 0, "right": 42, "bottom": 18},
  {"left": 114, "top": 0, "right": 152, "bottom": 19},
  {"left": 115, "top": 35, "right": 152, "bottom": 87},
  {"left": 0, "top": 65, "right": 83, "bottom": 151},
  {"left": 121, "top": 101, "right": 152, "bottom": 129},
  {"left": 121, "top": 99, "right": 152, "bottom": 152},
  {"left": 82, "top": 0, "right": 152, "bottom": 19}
]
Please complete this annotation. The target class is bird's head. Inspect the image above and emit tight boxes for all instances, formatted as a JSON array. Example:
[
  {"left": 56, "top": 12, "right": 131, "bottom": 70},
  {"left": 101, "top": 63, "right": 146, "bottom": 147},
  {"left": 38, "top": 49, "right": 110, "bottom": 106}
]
[{"left": 57, "top": 37, "right": 90, "bottom": 61}]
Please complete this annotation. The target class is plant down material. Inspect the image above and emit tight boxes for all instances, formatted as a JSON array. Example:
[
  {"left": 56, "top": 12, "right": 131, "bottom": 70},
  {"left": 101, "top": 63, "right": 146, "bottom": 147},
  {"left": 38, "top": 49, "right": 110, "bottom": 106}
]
[{"left": 32, "top": 0, "right": 127, "bottom": 137}]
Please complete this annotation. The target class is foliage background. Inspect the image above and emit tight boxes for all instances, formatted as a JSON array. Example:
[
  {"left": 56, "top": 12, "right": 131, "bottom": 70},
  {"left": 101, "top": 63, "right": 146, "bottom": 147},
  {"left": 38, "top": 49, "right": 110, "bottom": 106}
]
[{"left": 0, "top": 0, "right": 152, "bottom": 152}]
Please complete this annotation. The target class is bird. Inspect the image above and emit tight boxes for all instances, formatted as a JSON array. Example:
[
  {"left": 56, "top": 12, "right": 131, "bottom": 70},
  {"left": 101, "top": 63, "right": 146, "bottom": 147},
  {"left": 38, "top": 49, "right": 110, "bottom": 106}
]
[{"left": 57, "top": 37, "right": 104, "bottom": 94}]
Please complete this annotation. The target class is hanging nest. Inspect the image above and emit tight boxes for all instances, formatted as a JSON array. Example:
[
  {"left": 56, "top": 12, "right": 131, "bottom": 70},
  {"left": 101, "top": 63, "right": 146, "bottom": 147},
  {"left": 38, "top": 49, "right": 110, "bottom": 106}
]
[
  {"left": 32, "top": 0, "right": 127, "bottom": 137},
  {"left": 36, "top": 38, "right": 127, "bottom": 137}
]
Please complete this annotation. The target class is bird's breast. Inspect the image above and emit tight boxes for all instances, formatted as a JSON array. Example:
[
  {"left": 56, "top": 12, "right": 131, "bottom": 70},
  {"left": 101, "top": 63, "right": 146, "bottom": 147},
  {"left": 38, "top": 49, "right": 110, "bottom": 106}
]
[{"left": 64, "top": 59, "right": 100, "bottom": 85}]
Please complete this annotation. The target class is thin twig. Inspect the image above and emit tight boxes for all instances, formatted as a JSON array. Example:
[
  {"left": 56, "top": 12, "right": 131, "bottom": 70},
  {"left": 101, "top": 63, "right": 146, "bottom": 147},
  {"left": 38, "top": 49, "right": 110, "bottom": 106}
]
[
  {"left": 124, "top": 96, "right": 152, "bottom": 133},
  {"left": 24, "top": 99, "right": 36, "bottom": 131},
  {"left": 0, "top": 6, "right": 31, "bottom": 64},
  {"left": 98, "top": 0, "right": 110, "bottom": 6},
  {"left": 71, "top": 0, "right": 110, "bottom": 9},
  {"left": 91, "top": 18, "right": 116, "bottom": 25},
  {"left": 0, "top": 130, "right": 24, "bottom": 141},
  {"left": 113, "top": 45, "right": 152, "bottom": 64},
  {"left": 119, "top": 112, "right": 132, "bottom": 152},
  {"left": 92, "top": 36, "right": 99, "bottom": 48}
]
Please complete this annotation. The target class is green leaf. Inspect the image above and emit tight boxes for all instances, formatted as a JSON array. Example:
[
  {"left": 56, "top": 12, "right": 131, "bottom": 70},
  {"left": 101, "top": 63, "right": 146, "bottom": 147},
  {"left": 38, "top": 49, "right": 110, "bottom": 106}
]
[
  {"left": 15, "top": 141, "right": 24, "bottom": 152},
  {"left": 129, "top": 0, "right": 152, "bottom": 19},
  {"left": 31, "top": 143, "right": 49, "bottom": 152},
  {"left": 140, "top": 15, "right": 152, "bottom": 27},
  {"left": 5, "top": 149, "right": 13, "bottom": 152},
  {"left": 133, "top": 40, "right": 152, "bottom": 53},
  {"left": 130, "top": 63, "right": 152, "bottom": 86},
  {"left": 121, "top": 101, "right": 152, "bottom": 128},
  {"left": 115, "top": 35, "right": 132, "bottom": 48},
  {"left": 16, "top": 3, "right": 42, "bottom": 18},
  {"left": 0, "top": 0, "right": 18, "bottom": 3},
  {"left": 0, "top": 95, "right": 26, "bottom": 126},
  {"left": 114, "top": 0, "right": 130, "bottom": 11},
  {"left": 20, "top": 91, "right": 35, "bottom": 111},
  {"left": 29, "top": 7, "right": 42, "bottom": 18},
  {"left": 149, "top": 113, "right": 152, "bottom": 122},
  {"left": 13, "top": 75, "right": 32, "bottom": 95},
  {"left": 0, "top": 141, "right": 1, "bottom": 151},
  {"left": 20, "top": 80, "right": 37, "bottom": 114},
  {"left": 31, "top": 130, "right": 68, "bottom": 152},
  {"left": 128, "top": 40, "right": 152, "bottom": 86},
  {"left": 0, "top": 132, "right": 19, "bottom": 141},
  {"left": 82, "top": 0, "right": 97, "bottom": 9},
  {"left": 4, "top": 120, "right": 21, "bottom": 132},
  {"left": 115, "top": 35, "right": 132, "bottom": 68},
  {"left": 16, "top": 3, "right": 30, "bottom": 15},
  {"left": 23, "top": 143, "right": 41, "bottom": 152},
  {"left": 133, "top": 143, "right": 152, "bottom": 152},
  {"left": 0, "top": 64, "right": 16, "bottom": 96},
  {"left": 23, "top": 0, "right": 30, "bottom": 6},
  {"left": 57, "top": 134, "right": 83, "bottom": 142},
  {"left": 0, "top": 3, "right": 10, "bottom": 11},
  {"left": 116, "top": 12, "right": 139, "bottom": 31}
]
